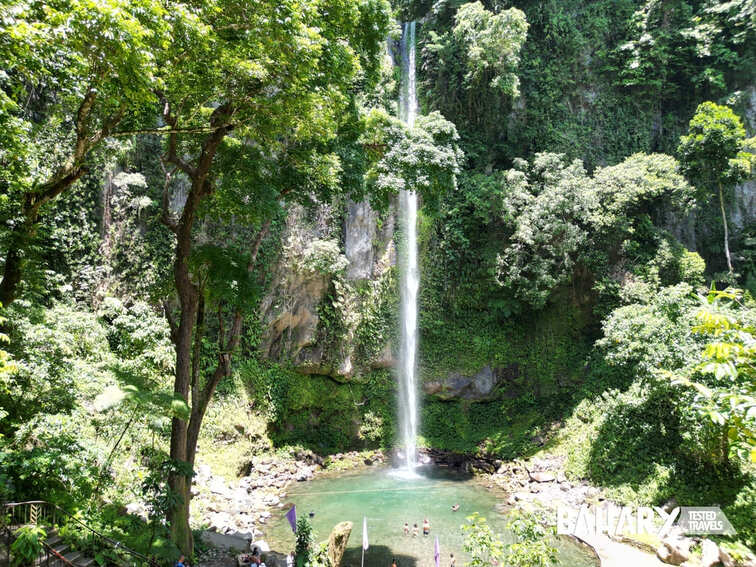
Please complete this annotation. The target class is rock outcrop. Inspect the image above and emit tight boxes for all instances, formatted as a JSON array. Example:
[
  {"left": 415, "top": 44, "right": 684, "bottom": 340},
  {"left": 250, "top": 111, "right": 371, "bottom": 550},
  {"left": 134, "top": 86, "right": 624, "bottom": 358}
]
[
  {"left": 655, "top": 533, "right": 692, "bottom": 566},
  {"left": 327, "top": 521, "right": 353, "bottom": 567},
  {"left": 260, "top": 205, "right": 336, "bottom": 372},
  {"left": 260, "top": 201, "right": 396, "bottom": 380},
  {"left": 423, "top": 366, "right": 497, "bottom": 400},
  {"left": 699, "top": 539, "right": 720, "bottom": 567}
]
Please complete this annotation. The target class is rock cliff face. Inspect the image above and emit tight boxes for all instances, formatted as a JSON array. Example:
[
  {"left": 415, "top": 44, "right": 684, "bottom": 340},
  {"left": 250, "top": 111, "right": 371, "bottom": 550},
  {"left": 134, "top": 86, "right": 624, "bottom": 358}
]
[
  {"left": 260, "top": 199, "right": 396, "bottom": 381},
  {"left": 731, "top": 86, "right": 756, "bottom": 232},
  {"left": 259, "top": 204, "right": 337, "bottom": 374},
  {"left": 258, "top": 84, "right": 756, "bottom": 397},
  {"left": 671, "top": 86, "right": 756, "bottom": 251},
  {"left": 422, "top": 365, "right": 522, "bottom": 401}
]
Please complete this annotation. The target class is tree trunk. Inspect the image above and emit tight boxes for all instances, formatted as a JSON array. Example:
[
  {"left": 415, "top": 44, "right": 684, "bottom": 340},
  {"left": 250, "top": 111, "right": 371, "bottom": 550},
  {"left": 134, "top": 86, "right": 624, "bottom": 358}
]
[
  {"left": 0, "top": 243, "right": 24, "bottom": 307},
  {"left": 164, "top": 108, "right": 234, "bottom": 556},
  {"left": 719, "top": 182, "right": 733, "bottom": 273},
  {"left": 167, "top": 187, "right": 202, "bottom": 556},
  {"left": 166, "top": 215, "right": 269, "bottom": 557}
]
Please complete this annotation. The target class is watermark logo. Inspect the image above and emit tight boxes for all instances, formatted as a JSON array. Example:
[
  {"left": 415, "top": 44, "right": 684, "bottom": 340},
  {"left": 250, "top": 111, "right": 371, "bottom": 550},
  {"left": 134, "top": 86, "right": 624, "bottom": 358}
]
[
  {"left": 677, "top": 507, "right": 736, "bottom": 536},
  {"left": 557, "top": 504, "right": 735, "bottom": 538}
]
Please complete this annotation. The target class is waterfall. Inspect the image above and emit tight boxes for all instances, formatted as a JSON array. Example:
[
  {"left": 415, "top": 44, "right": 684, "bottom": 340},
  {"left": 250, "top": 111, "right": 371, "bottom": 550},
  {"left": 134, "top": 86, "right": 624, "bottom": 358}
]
[{"left": 398, "top": 21, "right": 419, "bottom": 471}]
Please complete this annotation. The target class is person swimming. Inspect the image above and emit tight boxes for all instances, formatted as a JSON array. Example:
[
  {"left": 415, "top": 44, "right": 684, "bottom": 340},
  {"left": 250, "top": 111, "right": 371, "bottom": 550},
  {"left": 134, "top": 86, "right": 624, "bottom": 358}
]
[
  {"left": 422, "top": 518, "right": 430, "bottom": 536},
  {"left": 412, "top": 523, "right": 419, "bottom": 537},
  {"left": 403, "top": 522, "right": 409, "bottom": 535},
  {"left": 451, "top": 504, "right": 460, "bottom": 512}
]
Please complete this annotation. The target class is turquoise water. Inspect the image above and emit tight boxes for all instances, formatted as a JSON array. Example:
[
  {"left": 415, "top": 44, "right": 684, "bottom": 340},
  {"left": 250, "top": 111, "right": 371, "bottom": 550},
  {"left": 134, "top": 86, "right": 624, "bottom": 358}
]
[{"left": 265, "top": 467, "right": 597, "bottom": 567}]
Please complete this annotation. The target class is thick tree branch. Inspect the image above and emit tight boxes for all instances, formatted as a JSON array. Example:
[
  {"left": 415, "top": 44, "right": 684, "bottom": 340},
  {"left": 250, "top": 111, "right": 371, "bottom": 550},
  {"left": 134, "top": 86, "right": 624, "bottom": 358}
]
[
  {"left": 190, "top": 294, "right": 205, "bottom": 410},
  {"left": 161, "top": 99, "right": 197, "bottom": 179},
  {"left": 111, "top": 126, "right": 222, "bottom": 137}
]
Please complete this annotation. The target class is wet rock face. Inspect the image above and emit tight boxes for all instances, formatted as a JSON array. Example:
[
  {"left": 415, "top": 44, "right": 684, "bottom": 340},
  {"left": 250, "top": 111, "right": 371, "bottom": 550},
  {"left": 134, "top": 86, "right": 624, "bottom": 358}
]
[
  {"left": 259, "top": 200, "right": 396, "bottom": 379},
  {"left": 345, "top": 200, "right": 376, "bottom": 281},
  {"left": 423, "top": 365, "right": 519, "bottom": 400},
  {"left": 260, "top": 205, "right": 333, "bottom": 368}
]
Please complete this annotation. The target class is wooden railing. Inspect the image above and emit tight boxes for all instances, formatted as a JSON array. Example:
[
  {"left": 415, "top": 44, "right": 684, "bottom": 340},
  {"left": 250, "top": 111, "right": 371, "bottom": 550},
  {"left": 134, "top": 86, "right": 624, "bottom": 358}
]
[{"left": 1, "top": 501, "right": 157, "bottom": 567}]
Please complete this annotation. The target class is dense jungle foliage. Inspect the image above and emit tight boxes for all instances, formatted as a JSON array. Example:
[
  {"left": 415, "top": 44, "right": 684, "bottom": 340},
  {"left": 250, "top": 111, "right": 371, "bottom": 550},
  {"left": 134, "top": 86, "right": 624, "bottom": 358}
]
[{"left": 1, "top": 0, "right": 756, "bottom": 562}]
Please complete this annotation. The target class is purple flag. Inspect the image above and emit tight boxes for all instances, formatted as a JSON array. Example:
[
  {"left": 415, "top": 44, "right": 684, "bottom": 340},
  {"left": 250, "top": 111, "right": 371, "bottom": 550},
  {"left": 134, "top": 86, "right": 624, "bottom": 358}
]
[
  {"left": 286, "top": 505, "right": 297, "bottom": 533},
  {"left": 434, "top": 536, "right": 440, "bottom": 567}
]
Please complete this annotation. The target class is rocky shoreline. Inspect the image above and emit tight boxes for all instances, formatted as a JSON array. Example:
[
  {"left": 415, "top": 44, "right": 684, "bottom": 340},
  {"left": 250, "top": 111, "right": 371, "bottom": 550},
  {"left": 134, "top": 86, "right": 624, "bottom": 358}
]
[{"left": 191, "top": 449, "right": 387, "bottom": 540}]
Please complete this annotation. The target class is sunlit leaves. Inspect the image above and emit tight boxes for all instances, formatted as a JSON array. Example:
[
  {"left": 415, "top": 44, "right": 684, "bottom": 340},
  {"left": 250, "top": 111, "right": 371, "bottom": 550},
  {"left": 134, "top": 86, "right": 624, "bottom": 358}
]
[
  {"left": 362, "top": 108, "right": 463, "bottom": 210},
  {"left": 679, "top": 102, "right": 753, "bottom": 193},
  {"left": 505, "top": 510, "right": 557, "bottom": 567},
  {"left": 669, "top": 288, "right": 756, "bottom": 463},
  {"left": 496, "top": 151, "right": 696, "bottom": 309},
  {"left": 451, "top": 2, "right": 528, "bottom": 95},
  {"left": 462, "top": 513, "right": 505, "bottom": 567}
]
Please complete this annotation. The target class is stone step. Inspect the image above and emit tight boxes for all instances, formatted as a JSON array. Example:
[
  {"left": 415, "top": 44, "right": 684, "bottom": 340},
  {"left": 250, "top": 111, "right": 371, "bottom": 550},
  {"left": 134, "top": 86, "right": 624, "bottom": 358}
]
[
  {"left": 63, "top": 551, "right": 84, "bottom": 564},
  {"left": 46, "top": 535, "right": 62, "bottom": 547},
  {"left": 50, "top": 544, "right": 70, "bottom": 556}
]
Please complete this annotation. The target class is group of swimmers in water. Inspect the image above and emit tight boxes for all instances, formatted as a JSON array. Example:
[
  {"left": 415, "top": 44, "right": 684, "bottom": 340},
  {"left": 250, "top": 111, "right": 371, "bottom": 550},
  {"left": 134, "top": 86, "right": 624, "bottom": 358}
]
[
  {"left": 402, "top": 503, "right": 461, "bottom": 538},
  {"left": 402, "top": 518, "right": 431, "bottom": 537},
  {"left": 394, "top": 504, "right": 460, "bottom": 566}
]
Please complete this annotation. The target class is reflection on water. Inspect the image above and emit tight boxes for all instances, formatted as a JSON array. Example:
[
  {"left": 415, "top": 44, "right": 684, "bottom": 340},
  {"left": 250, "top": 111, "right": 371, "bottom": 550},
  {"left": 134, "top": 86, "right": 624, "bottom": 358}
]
[{"left": 264, "top": 467, "right": 597, "bottom": 567}]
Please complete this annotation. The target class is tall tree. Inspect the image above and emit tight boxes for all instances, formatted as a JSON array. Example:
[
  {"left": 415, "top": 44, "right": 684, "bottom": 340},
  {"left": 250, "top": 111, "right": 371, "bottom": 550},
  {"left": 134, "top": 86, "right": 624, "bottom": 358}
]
[
  {"left": 678, "top": 101, "right": 754, "bottom": 274},
  {"left": 153, "top": 0, "right": 392, "bottom": 554},
  {"left": 0, "top": 0, "right": 174, "bottom": 305}
]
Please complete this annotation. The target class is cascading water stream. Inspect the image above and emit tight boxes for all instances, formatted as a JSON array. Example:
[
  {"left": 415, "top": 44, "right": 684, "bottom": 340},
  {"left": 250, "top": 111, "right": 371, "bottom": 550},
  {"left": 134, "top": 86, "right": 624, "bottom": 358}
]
[{"left": 398, "top": 21, "right": 419, "bottom": 471}]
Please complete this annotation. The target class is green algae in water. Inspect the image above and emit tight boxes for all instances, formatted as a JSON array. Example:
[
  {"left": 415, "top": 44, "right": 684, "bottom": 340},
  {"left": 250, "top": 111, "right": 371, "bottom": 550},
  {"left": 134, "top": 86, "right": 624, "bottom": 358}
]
[{"left": 265, "top": 467, "right": 597, "bottom": 567}]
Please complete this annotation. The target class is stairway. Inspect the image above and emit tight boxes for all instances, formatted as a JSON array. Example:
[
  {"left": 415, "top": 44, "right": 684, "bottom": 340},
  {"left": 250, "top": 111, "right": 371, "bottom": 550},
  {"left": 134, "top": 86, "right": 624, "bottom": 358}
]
[
  {"left": 39, "top": 530, "right": 97, "bottom": 567},
  {"left": 2, "top": 501, "right": 154, "bottom": 567}
]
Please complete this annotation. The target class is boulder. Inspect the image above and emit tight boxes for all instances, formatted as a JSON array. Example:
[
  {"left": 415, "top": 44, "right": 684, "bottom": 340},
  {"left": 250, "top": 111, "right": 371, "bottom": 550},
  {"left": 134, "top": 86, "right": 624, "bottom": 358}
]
[
  {"left": 327, "top": 522, "right": 353, "bottom": 567},
  {"left": 422, "top": 366, "right": 500, "bottom": 401},
  {"left": 700, "top": 539, "right": 720, "bottom": 567},
  {"left": 656, "top": 535, "right": 692, "bottom": 565},
  {"left": 529, "top": 471, "right": 556, "bottom": 483},
  {"left": 208, "top": 477, "right": 232, "bottom": 497},
  {"left": 720, "top": 548, "right": 735, "bottom": 567},
  {"left": 208, "top": 512, "right": 234, "bottom": 534}
]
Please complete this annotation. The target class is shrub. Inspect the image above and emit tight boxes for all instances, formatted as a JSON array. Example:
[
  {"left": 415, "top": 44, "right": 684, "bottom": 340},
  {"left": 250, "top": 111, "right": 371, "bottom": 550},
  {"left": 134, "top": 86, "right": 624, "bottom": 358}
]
[{"left": 11, "top": 525, "right": 46, "bottom": 567}]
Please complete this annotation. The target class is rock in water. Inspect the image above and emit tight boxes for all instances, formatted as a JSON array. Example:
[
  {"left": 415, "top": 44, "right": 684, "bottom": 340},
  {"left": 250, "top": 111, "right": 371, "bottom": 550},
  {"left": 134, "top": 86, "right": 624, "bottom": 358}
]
[{"left": 327, "top": 521, "right": 353, "bottom": 567}]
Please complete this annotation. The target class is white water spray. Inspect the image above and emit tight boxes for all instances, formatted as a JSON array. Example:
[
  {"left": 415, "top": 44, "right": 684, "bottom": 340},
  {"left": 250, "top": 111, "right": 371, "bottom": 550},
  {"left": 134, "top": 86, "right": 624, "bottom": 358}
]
[{"left": 398, "top": 21, "right": 419, "bottom": 471}]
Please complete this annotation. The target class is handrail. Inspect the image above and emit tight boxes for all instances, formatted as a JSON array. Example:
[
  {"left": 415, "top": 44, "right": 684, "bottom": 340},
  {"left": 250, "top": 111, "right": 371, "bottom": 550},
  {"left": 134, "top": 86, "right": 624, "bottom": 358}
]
[
  {"left": 2, "top": 501, "right": 156, "bottom": 566},
  {"left": 41, "top": 540, "right": 76, "bottom": 567}
]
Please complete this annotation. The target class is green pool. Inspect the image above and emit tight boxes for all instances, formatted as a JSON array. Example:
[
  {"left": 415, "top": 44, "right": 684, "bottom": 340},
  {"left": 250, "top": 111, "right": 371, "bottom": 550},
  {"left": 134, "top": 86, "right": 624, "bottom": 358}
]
[{"left": 264, "top": 466, "right": 598, "bottom": 567}]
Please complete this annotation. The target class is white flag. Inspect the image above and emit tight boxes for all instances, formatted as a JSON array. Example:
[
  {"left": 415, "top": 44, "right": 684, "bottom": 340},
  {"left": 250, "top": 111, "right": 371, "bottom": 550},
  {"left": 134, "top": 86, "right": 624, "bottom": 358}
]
[{"left": 362, "top": 516, "right": 369, "bottom": 551}]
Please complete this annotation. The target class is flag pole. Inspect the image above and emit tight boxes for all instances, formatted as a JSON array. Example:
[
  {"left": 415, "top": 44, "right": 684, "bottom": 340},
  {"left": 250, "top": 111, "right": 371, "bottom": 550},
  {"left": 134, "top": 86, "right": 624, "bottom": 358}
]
[{"left": 362, "top": 516, "right": 368, "bottom": 567}]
